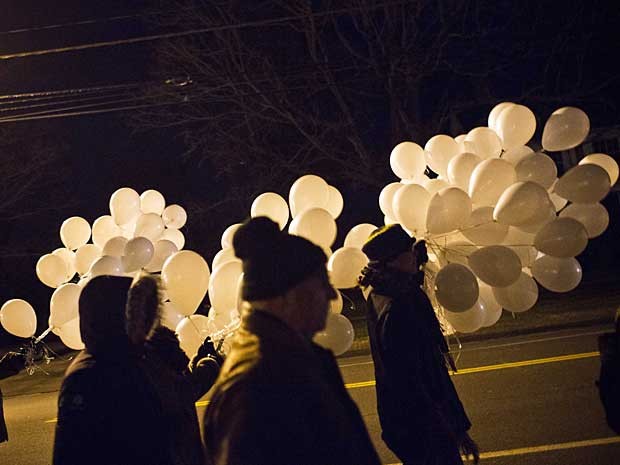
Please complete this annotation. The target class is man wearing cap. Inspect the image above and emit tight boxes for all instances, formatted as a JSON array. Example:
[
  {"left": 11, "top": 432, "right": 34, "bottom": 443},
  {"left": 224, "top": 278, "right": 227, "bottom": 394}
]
[
  {"left": 359, "top": 224, "right": 478, "bottom": 465},
  {"left": 202, "top": 216, "right": 380, "bottom": 465}
]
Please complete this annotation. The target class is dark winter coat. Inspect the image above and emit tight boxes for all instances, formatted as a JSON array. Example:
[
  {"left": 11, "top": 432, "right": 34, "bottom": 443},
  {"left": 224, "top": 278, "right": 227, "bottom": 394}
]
[
  {"left": 598, "top": 330, "right": 620, "bottom": 434},
  {"left": 202, "top": 310, "right": 381, "bottom": 465},
  {"left": 363, "top": 268, "right": 471, "bottom": 464},
  {"left": 52, "top": 275, "right": 173, "bottom": 465},
  {"left": 143, "top": 326, "right": 220, "bottom": 465},
  {"left": 0, "top": 352, "right": 25, "bottom": 443}
]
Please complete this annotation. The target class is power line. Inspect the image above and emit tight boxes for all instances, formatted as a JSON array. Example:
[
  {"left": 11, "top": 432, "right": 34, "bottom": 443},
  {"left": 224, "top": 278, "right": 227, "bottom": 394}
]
[{"left": 0, "top": 0, "right": 412, "bottom": 60}]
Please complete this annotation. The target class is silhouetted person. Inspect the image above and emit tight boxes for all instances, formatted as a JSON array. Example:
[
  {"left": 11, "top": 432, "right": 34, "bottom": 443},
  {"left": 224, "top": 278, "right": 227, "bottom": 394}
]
[
  {"left": 597, "top": 307, "right": 620, "bottom": 434},
  {"left": 202, "top": 216, "right": 380, "bottom": 465},
  {"left": 53, "top": 275, "right": 172, "bottom": 465},
  {"left": 359, "top": 224, "right": 479, "bottom": 465},
  {"left": 0, "top": 351, "right": 25, "bottom": 444},
  {"left": 128, "top": 273, "right": 222, "bottom": 465}
]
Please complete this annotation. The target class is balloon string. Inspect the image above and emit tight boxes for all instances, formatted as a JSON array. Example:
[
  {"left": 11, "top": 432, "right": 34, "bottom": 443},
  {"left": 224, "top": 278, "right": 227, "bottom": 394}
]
[{"left": 34, "top": 326, "right": 53, "bottom": 344}]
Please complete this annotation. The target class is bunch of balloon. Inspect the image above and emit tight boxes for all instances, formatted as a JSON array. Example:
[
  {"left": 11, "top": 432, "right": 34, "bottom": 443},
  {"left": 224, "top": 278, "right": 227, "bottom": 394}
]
[
  {"left": 376, "top": 103, "right": 616, "bottom": 334},
  {"left": 0, "top": 187, "right": 192, "bottom": 351}
]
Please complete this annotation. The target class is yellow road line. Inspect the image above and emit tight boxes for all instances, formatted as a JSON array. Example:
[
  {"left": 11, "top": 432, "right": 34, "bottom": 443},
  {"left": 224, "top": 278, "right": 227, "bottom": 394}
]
[
  {"left": 386, "top": 436, "right": 620, "bottom": 464},
  {"left": 44, "top": 351, "right": 600, "bottom": 422},
  {"left": 345, "top": 351, "right": 599, "bottom": 390}
]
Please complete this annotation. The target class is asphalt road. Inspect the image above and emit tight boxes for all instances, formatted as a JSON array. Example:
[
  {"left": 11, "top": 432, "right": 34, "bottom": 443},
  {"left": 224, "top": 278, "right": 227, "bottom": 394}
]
[{"left": 1, "top": 324, "right": 618, "bottom": 464}]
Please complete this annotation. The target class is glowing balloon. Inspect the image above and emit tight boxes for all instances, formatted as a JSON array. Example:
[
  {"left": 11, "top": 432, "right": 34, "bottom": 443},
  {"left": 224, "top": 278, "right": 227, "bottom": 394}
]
[
  {"left": 109, "top": 187, "right": 141, "bottom": 226},
  {"left": 52, "top": 248, "right": 77, "bottom": 281},
  {"left": 515, "top": 152, "right": 557, "bottom": 189},
  {"left": 492, "top": 272, "right": 538, "bottom": 313},
  {"left": 445, "top": 299, "right": 486, "bottom": 333},
  {"left": 494, "top": 181, "right": 553, "bottom": 227},
  {"left": 58, "top": 318, "right": 84, "bottom": 350},
  {"left": 434, "top": 263, "right": 479, "bottom": 312},
  {"left": 534, "top": 218, "right": 588, "bottom": 258},
  {"left": 160, "top": 301, "right": 185, "bottom": 331},
  {"left": 221, "top": 223, "right": 242, "bottom": 250},
  {"left": 134, "top": 213, "right": 164, "bottom": 242},
  {"left": 379, "top": 183, "right": 402, "bottom": 220},
  {"left": 162, "top": 204, "right": 187, "bottom": 229},
  {"left": 0, "top": 299, "right": 37, "bottom": 338},
  {"left": 330, "top": 291, "right": 344, "bottom": 314},
  {"left": 468, "top": 246, "right": 521, "bottom": 287},
  {"left": 176, "top": 315, "right": 212, "bottom": 357},
  {"left": 289, "top": 174, "right": 330, "bottom": 217},
  {"left": 102, "top": 236, "right": 128, "bottom": 257},
  {"left": 325, "top": 185, "right": 344, "bottom": 219},
  {"left": 462, "top": 207, "right": 508, "bottom": 246},
  {"left": 426, "top": 187, "right": 472, "bottom": 234},
  {"left": 313, "top": 313, "right": 354, "bottom": 356},
  {"left": 421, "top": 178, "right": 450, "bottom": 195},
  {"left": 208, "top": 260, "right": 243, "bottom": 313},
  {"left": 495, "top": 104, "right": 536, "bottom": 150},
  {"left": 479, "top": 282, "right": 503, "bottom": 327},
  {"left": 465, "top": 127, "right": 502, "bottom": 159},
  {"left": 122, "top": 237, "right": 154, "bottom": 272},
  {"left": 553, "top": 164, "right": 611, "bottom": 203},
  {"left": 424, "top": 135, "right": 459, "bottom": 178},
  {"left": 36, "top": 254, "right": 68, "bottom": 288},
  {"left": 140, "top": 189, "right": 166, "bottom": 215},
  {"left": 251, "top": 192, "right": 289, "bottom": 230},
  {"left": 502, "top": 145, "right": 535, "bottom": 165},
  {"left": 289, "top": 208, "right": 337, "bottom": 249},
  {"left": 389, "top": 142, "right": 426, "bottom": 180},
  {"left": 447, "top": 152, "right": 482, "bottom": 191},
  {"left": 579, "top": 153, "right": 619, "bottom": 186},
  {"left": 542, "top": 107, "right": 590, "bottom": 151},
  {"left": 501, "top": 227, "right": 537, "bottom": 267},
  {"left": 488, "top": 102, "right": 515, "bottom": 130},
  {"left": 145, "top": 239, "right": 178, "bottom": 273},
  {"left": 50, "top": 284, "right": 81, "bottom": 328},
  {"left": 531, "top": 255, "right": 582, "bottom": 293},
  {"left": 393, "top": 184, "right": 431, "bottom": 235},
  {"left": 89, "top": 255, "right": 124, "bottom": 278},
  {"left": 91, "top": 215, "right": 122, "bottom": 248},
  {"left": 211, "top": 248, "right": 239, "bottom": 272},
  {"left": 344, "top": 223, "right": 378, "bottom": 249},
  {"left": 161, "top": 250, "right": 210, "bottom": 316},
  {"left": 559, "top": 203, "right": 609, "bottom": 238},
  {"left": 60, "top": 217, "right": 91, "bottom": 250},
  {"left": 442, "top": 241, "right": 478, "bottom": 266},
  {"left": 469, "top": 158, "right": 516, "bottom": 206},
  {"left": 328, "top": 247, "right": 369, "bottom": 289},
  {"left": 162, "top": 228, "right": 185, "bottom": 250}
]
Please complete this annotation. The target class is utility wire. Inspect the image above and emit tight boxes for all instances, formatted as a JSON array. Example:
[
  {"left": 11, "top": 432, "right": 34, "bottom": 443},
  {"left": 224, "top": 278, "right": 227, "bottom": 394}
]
[{"left": 0, "top": 0, "right": 412, "bottom": 60}]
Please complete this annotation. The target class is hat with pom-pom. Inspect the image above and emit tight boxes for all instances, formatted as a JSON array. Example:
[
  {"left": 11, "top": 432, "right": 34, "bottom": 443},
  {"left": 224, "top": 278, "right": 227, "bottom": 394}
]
[{"left": 233, "top": 216, "right": 327, "bottom": 300}]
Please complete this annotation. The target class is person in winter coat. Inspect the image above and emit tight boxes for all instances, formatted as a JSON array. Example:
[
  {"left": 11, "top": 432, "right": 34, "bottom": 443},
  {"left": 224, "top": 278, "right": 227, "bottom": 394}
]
[
  {"left": 128, "top": 272, "right": 223, "bottom": 465},
  {"left": 0, "top": 351, "right": 25, "bottom": 443},
  {"left": 597, "top": 307, "right": 620, "bottom": 434},
  {"left": 52, "top": 275, "right": 172, "bottom": 465},
  {"left": 359, "top": 224, "right": 479, "bottom": 465},
  {"left": 202, "top": 216, "right": 380, "bottom": 465}
]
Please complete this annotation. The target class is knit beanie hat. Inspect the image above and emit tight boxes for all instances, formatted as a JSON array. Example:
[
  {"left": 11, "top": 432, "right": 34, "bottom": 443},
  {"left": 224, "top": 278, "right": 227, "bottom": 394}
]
[
  {"left": 361, "top": 224, "right": 415, "bottom": 263},
  {"left": 233, "top": 216, "right": 327, "bottom": 301}
]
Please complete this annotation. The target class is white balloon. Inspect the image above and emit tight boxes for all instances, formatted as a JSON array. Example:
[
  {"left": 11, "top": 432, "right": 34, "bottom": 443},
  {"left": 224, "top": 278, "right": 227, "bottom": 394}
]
[
  {"left": 52, "top": 248, "right": 77, "bottom": 281},
  {"left": 534, "top": 218, "right": 588, "bottom": 258},
  {"left": 495, "top": 104, "right": 536, "bottom": 150},
  {"left": 0, "top": 299, "right": 37, "bottom": 338},
  {"left": 392, "top": 184, "right": 431, "bottom": 235},
  {"left": 91, "top": 215, "right": 122, "bottom": 248},
  {"left": 145, "top": 239, "right": 178, "bottom": 273},
  {"left": 426, "top": 187, "right": 472, "bottom": 234},
  {"left": 60, "top": 217, "right": 91, "bottom": 250},
  {"left": 389, "top": 142, "right": 426, "bottom": 180},
  {"left": 208, "top": 260, "right": 243, "bottom": 313},
  {"left": 559, "top": 203, "right": 609, "bottom": 238},
  {"left": 123, "top": 237, "right": 155, "bottom": 272},
  {"left": 465, "top": 127, "right": 502, "bottom": 159},
  {"left": 211, "top": 248, "right": 239, "bottom": 273},
  {"left": 447, "top": 152, "right": 482, "bottom": 191},
  {"left": 58, "top": 317, "right": 84, "bottom": 350},
  {"left": 176, "top": 315, "right": 212, "bottom": 357},
  {"left": 162, "top": 228, "right": 185, "bottom": 250},
  {"left": 442, "top": 241, "right": 478, "bottom": 266},
  {"left": 221, "top": 223, "right": 242, "bottom": 250},
  {"left": 328, "top": 247, "right": 369, "bottom": 289},
  {"left": 492, "top": 272, "right": 538, "bottom": 313},
  {"left": 50, "top": 284, "right": 81, "bottom": 328},
  {"left": 162, "top": 250, "right": 210, "bottom": 316},
  {"left": 379, "top": 183, "right": 402, "bottom": 220},
  {"left": 445, "top": 299, "right": 486, "bottom": 333},
  {"left": 162, "top": 204, "right": 187, "bottom": 229},
  {"left": 421, "top": 177, "right": 450, "bottom": 195},
  {"left": 542, "top": 107, "right": 590, "bottom": 151},
  {"left": 424, "top": 135, "right": 459, "bottom": 178},
  {"left": 462, "top": 207, "right": 508, "bottom": 246},
  {"left": 325, "top": 185, "right": 344, "bottom": 219},
  {"left": 75, "top": 244, "right": 103, "bottom": 276},
  {"left": 501, "top": 227, "right": 538, "bottom": 267},
  {"left": 313, "top": 313, "right": 354, "bottom": 356},
  {"left": 494, "top": 181, "right": 553, "bottom": 227},
  {"left": 288, "top": 175, "right": 330, "bottom": 217},
  {"left": 134, "top": 213, "right": 165, "bottom": 242},
  {"left": 531, "top": 255, "right": 582, "bottom": 293},
  {"left": 488, "top": 102, "right": 515, "bottom": 131},
  {"left": 109, "top": 187, "right": 141, "bottom": 226},
  {"left": 140, "top": 190, "right": 166, "bottom": 215},
  {"left": 469, "top": 158, "right": 516, "bottom": 206},
  {"left": 288, "top": 208, "right": 337, "bottom": 249},
  {"left": 468, "top": 245, "right": 522, "bottom": 288},
  {"left": 579, "top": 153, "right": 619, "bottom": 186},
  {"left": 102, "top": 236, "right": 128, "bottom": 257},
  {"left": 515, "top": 152, "right": 558, "bottom": 189},
  {"left": 160, "top": 301, "right": 185, "bottom": 331},
  {"left": 554, "top": 164, "right": 611, "bottom": 203},
  {"left": 479, "top": 282, "right": 503, "bottom": 327},
  {"left": 89, "top": 255, "right": 124, "bottom": 278},
  {"left": 434, "top": 263, "right": 479, "bottom": 312},
  {"left": 344, "top": 223, "right": 378, "bottom": 249},
  {"left": 36, "top": 254, "right": 69, "bottom": 288},
  {"left": 502, "top": 145, "right": 535, "bottom": 165},
  {"left": 251, "top": 192, "right": 289, "bottom": 230}
]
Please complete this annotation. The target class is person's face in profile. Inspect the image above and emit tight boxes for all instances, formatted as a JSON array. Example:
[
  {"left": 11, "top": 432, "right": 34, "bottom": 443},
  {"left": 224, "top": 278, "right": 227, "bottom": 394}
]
[{"left": 288, "top": 268, "right": 337, "bottom": 336}]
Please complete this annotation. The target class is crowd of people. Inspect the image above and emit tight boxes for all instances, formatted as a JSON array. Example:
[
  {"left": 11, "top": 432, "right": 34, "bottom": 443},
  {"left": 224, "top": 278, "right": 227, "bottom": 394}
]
[{"left": 1, "top": 216, "right": 618, "bottom": 464}]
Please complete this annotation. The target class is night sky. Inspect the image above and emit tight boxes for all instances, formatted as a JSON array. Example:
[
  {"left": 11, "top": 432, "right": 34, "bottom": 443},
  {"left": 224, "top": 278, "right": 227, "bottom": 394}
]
[{"left": 1, "top": 1, "right": 619, "bottom": 341}]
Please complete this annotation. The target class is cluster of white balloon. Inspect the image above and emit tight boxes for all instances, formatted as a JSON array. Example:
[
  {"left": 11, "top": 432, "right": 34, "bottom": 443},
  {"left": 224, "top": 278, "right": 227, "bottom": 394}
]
[
  {"left": 380, "top": 104, "right": 617, "bottom": 333},
  {"left": 0, "top": 188, "right": 194, "bottom": 351}
]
